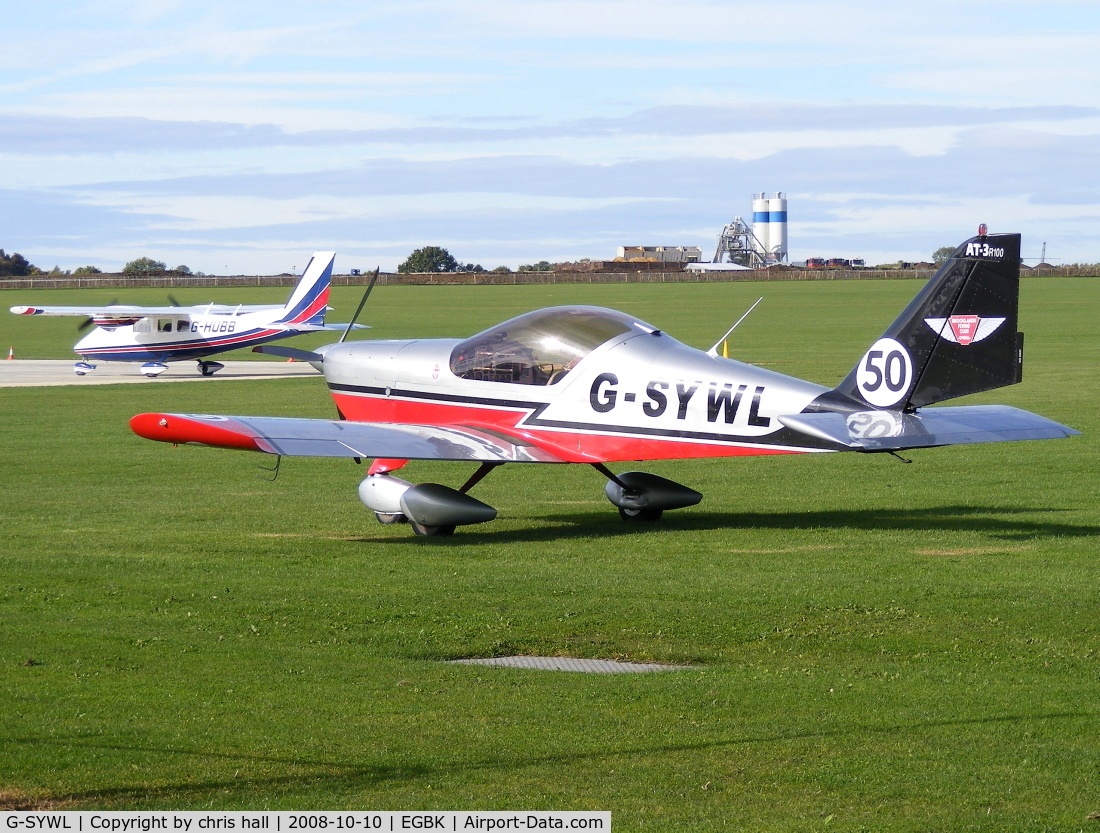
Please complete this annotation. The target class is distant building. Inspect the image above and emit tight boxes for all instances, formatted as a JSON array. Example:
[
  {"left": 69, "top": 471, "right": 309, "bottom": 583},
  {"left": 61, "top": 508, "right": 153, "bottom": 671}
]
[{"left": 617, "top": 245, "right": 702, "bottom": 264}]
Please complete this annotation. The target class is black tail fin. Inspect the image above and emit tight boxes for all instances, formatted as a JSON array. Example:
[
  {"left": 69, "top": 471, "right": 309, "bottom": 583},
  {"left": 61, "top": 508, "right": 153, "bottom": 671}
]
[{"left": 831, "top": 231, "right": 1022, "bottom": 411}]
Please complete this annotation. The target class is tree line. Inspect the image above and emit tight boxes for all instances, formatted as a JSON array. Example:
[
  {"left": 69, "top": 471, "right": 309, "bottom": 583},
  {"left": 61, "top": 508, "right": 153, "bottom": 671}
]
[
  {"left": 2, "top": 244, "right": 1065, "bottom": 280},
  {"left": 0, "top": 250, "right": 201, "bottom": 279},
  {"left": 397, "top": 246, "right": 551, "bottom": 274}
]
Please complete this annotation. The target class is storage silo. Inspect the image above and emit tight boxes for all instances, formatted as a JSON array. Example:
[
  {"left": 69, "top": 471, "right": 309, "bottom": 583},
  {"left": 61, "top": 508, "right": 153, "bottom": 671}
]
[
  {"left": 768, "top": 193, "right": 788, "bottom": 263},
  {"left": 752, "top": 194, "right": 771, "bottom": 259}
]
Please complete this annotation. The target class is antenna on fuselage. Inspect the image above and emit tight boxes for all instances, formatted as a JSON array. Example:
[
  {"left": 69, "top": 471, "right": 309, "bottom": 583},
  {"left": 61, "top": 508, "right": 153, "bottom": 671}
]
[
  {"left": 707, "top": 296, "right": 763, "bottom": 357},
  {"left": 339, "top": 267, "right": 379, "bottom": 344}
]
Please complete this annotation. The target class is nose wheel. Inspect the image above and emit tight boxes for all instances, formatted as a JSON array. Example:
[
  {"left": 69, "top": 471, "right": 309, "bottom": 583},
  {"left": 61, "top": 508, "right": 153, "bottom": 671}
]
[
  {"left": 409, "top": 521, "right": 457, "bottom": 537},
  {"left": 618, "top": 506, "right": 663, "bottom": 522},
  {"left": 374, "top": 512, "right": 406, "bottom": 525}
]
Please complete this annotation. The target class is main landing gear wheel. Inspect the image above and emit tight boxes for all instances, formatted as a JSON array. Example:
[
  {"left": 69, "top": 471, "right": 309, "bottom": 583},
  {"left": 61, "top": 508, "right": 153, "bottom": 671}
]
[
  {"left": 374, "top": 512, "right": 407, "bottom": 525},
  {"left": 618, "top": 506, "right": 663, "bottom": 523},
  {"left": 409, "top": 521, "right": 457, "bottom": 537}
]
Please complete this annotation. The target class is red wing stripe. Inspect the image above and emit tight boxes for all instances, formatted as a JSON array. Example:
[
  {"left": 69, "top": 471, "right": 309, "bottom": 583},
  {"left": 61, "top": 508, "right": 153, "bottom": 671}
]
[{"left": 130, "top": 413, "right": 273, "bottom": 452}]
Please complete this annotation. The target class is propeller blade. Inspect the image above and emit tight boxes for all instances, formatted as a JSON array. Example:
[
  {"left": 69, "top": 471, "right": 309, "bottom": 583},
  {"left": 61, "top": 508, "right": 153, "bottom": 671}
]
[
  {"left": 77, "top": 298, "right": 119, "bottom": 333},
  {"left": 252, "top": 345, "right": 324, "bottom": 362},
  {"left": 340, "top": 267, "right": 379, "bottom": 344},
  {"left": 168, "top": 293, "right": 181, "bottom": 307}
]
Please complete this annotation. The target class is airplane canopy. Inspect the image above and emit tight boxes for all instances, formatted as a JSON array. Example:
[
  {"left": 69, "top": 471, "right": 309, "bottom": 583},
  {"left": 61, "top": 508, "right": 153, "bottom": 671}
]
[{"left": 449, "top": 306, "right": 648, "bottom": 386}]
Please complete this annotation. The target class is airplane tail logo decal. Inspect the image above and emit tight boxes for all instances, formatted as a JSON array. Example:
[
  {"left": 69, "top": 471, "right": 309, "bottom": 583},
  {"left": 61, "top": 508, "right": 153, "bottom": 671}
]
[{"left": 924, "top": 315, "right": 1006, "bottom": 346}]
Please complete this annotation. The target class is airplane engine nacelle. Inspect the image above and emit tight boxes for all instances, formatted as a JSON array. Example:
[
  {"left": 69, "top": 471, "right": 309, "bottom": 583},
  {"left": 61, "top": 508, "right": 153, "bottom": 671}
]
[
  {"left": 358, "top": 473, "right": 414, "bottom": 515},
  {"left": 604, "top": 471, "right": 703, "bottom": 512}
]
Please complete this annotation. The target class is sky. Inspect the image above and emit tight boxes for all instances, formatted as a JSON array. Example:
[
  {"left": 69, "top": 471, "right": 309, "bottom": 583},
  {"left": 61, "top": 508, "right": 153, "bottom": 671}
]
[{"left": 3, "top": 0, "right": 1100, "bottom": 274}]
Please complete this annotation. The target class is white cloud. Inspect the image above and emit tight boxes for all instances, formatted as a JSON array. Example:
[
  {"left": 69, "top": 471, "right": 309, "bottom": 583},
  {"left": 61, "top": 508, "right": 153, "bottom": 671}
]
[
  {"left": 69, "top": 190, "right": 656, "bottom": 233},
  {"left": 3, "top": 0, "right": 1100, "bottom": 270}
]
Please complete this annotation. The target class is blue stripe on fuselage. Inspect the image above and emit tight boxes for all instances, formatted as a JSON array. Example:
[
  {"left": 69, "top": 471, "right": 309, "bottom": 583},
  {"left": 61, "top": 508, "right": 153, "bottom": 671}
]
[{"left": 76, "top": 328, "right": 295, "bottom": 362}]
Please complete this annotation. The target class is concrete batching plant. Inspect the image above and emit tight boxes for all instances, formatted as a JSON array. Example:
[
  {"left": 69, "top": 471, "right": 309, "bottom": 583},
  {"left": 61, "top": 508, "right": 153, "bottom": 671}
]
[{"left": 714, "top": 192, "right": 788, "bottom": 268}]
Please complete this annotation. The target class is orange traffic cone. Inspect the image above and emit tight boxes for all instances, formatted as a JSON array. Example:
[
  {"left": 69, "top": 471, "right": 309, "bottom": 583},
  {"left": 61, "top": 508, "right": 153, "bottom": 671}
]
[{"left": 6, "top": 347, "right": 12, "bottom": 360}]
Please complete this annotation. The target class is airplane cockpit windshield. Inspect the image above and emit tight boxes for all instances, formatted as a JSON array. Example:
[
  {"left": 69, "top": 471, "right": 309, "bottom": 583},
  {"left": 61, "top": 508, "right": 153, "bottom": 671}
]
[{"left": 449, "top": 306, "right": 643, "bottom": 386}]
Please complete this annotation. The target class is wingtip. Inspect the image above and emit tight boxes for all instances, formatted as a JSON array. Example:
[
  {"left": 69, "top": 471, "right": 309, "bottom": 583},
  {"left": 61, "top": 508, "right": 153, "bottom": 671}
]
[{"left": 130, "top": 412, "right": 265, "bottom": 451}]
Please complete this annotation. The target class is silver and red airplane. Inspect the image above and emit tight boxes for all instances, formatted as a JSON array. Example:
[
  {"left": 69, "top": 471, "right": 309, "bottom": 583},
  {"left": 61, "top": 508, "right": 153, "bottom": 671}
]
[
  {"left": 131, "top": 230, "right": 1078, "bottom": 535},
  {"left": 10, "top": 252, "right": 340, "bottom": 377}
]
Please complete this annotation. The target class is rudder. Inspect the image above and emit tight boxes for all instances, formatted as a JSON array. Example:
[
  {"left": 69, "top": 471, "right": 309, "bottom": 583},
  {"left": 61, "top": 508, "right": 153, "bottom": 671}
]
[
  {"left": 831, "top": 231, "right": 1022, "bottom": 411},
  {"left": 280, "top": 251, "right": 335, "bottom": 326}
]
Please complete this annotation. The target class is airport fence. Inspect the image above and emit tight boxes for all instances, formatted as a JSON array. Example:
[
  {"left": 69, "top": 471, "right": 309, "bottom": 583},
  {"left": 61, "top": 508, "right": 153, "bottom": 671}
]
[{"left": 2, "top": 264, "right": 1096, "bottom": 291}]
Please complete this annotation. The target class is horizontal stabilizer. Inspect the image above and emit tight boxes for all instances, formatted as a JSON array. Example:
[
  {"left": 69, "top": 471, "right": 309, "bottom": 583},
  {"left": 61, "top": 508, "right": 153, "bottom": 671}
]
[
  {"left": 130, "top": 413, "right": 566, "bottom": 463},
  {"left": 267, "top": 322, "right": 369, "bottom": 332},
  {"left": 778, "top": 405, "right": 1079, "bottom": 451}
]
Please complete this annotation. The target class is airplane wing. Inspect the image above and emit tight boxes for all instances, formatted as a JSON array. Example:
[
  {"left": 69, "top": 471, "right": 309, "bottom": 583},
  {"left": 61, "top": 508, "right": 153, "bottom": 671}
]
[
  {"left": 778, "top": 404, "right": 1079, "bottom": 451},
  {"left": 12, "top": 306, "right": 368, "bottom": 325},
  {"left": 10, "top": 303, "right": 284, "bottom": 318},
  {"left": 12, "top": 304, "right": 182, "bottom": 317},
  {"left": 130, "top": 413, "right": 566, "bottom": 463}
]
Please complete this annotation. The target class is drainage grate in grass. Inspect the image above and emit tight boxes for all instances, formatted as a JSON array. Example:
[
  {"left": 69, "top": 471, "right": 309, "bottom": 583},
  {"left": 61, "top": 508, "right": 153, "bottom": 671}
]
[{"left": 448, "top": 656, "right": 692, "bottom": 673}]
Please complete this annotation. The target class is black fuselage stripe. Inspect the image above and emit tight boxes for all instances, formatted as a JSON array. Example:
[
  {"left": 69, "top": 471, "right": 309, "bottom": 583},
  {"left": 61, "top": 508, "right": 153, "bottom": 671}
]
[
  {"left": 327, "top": 382, "right": 827, "bottom": 449},
  {"left": 328, "top": 382, "right": 540, "bottom": 410}
]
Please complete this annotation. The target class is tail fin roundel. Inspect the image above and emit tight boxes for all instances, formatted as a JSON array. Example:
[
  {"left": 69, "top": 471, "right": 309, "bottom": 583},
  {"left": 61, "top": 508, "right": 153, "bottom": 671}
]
[{"left": 833, "top": 231, "right": 1022, "bottom": 411}]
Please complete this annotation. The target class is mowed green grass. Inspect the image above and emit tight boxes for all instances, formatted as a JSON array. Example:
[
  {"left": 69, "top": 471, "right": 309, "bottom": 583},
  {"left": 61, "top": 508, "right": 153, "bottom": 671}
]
[{"left": 1, "top": 278, "right": 1098, "bottom": 830}]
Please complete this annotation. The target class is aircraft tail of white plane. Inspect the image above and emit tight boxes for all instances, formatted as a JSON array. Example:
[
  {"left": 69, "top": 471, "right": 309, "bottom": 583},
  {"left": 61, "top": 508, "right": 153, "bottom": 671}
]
[{"left": 277, "top": 251, "right": 336, "bottom": 327}]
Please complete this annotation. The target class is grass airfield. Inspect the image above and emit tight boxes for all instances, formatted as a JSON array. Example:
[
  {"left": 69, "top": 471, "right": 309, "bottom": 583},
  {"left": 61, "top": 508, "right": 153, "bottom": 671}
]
[{"left": 1, "top": 277, "right": 1098, "bottom": 830}]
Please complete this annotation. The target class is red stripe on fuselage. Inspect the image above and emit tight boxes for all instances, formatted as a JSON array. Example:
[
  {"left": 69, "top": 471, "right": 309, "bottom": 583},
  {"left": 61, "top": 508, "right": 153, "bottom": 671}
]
[
  {"left": 285, "top": 287, "right": 330, "bottom": 325},
  {"left": 330, "top": 390, "right": 802, "bottom": 463}
]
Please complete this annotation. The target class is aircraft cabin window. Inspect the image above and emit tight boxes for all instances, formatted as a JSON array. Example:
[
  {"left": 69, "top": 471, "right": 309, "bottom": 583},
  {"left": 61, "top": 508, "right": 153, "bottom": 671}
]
[
  {"left": 449, "top": 307, "right": 638, "bottom": 386},
  {"left": 176, "top": 320, "right": 190, "bottom": 332},
  {"left": 158, "top": 319, "right": 172, "bottom": 333}
]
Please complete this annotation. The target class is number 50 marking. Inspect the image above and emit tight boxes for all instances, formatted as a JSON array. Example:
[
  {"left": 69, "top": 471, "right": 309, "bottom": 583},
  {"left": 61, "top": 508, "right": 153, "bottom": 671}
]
[{"left": 856, "top": 338, "right": 913, "bottom": 407}]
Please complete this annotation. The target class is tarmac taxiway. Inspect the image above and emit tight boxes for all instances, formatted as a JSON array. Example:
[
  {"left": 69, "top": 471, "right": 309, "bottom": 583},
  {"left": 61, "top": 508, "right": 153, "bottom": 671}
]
[{"left": 0, "top": 359, "right": 320, "bottom": 387}]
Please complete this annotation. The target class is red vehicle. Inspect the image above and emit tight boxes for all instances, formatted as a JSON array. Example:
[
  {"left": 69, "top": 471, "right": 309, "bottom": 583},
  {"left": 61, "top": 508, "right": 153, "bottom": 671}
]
[{"left": 805, "top": 257, "right": 826, "bottom": 268}]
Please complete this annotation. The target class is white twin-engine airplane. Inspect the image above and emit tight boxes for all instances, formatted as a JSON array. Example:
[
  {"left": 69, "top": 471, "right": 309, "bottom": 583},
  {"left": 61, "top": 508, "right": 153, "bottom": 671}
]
[
  {"left": 9, "top": 252, "right": 341, "bottom": 377},
  {"left": 132, "top": 230, "right": 1078, "bottom": 536}
]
